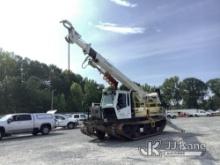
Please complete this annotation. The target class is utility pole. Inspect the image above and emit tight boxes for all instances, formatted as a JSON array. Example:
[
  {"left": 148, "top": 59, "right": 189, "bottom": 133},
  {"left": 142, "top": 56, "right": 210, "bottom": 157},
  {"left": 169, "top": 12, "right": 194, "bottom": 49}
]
[
  {"left": 50, "top": 69, "right": 54, "bottom": 110},
  {"left": 68, "top": 42, "right": 70, "bottom": 72},
  {"left": 3, "top": 58, "right": 9, "bottom": 112},
  {"left": 20, "top": 62, "right": 24, "bottom": 83},
  {"left": 51, "top": 90, "right": 54, "bottom": 110}
]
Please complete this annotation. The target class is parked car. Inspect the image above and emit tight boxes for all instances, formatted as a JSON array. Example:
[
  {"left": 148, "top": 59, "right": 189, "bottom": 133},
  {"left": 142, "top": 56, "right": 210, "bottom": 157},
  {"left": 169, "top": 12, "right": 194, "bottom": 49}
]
[
  {"left": 192, "top": 110, "right": 212, "bottom": 117},
  {"left": 166, "top": 112, "right": 177, "bottom": 119},
  {"left": 207, "top": 109, "right": 220, "bottom": 116},
  {"left": 0, "top": 113, "right": 55, "bottom": 140},
  {"left": 55, "top": 114, "right": 78, "bottom": 129},
  {"left": 71, "top": 113, "right": 88, "bottom": 124}
]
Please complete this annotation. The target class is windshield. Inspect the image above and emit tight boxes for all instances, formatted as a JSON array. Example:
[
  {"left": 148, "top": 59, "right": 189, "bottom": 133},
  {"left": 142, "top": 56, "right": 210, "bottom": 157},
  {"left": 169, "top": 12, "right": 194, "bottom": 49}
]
[
  {"left": 101, "top": 93, "right": 115, "bottom": 107},
  {"left": 0, "top": 114, "right": 11, "bottom": 121}
]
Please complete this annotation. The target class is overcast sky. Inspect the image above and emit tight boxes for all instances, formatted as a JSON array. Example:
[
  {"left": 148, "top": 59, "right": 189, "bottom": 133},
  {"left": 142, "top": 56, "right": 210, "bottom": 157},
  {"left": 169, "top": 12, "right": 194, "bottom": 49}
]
[{"left": 0, "top": 0, "right": 219, "bottom": 86}]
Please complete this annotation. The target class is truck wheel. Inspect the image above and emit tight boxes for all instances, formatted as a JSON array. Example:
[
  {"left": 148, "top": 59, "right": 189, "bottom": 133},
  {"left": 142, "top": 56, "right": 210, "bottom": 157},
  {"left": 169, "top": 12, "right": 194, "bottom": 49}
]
[
  {"left": 0, "top": 130, "right": 3, "bottom": 140},
  {"left": 67, "top": 123, "right": 75, "bottom": 129},
  {"left": 107, "top": 134, "right": 116, "bottom": 140},
  {"left": 96, "top": 130, "right": 105, "bottom": 140},
  {"left": 32, "top": 129, "right": 39, "bottom": 136},
  {"left": 32, "top": 132, "right": 38, "bottom": 136},
  {"left": 41, "top": 125, "right": 50, "bottom": 135}
]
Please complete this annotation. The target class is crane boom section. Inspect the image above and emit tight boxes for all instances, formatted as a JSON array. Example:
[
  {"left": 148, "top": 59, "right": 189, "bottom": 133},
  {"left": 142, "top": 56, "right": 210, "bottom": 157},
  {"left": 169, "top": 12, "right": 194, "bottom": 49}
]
[{"left": 61, "top": 20, "right": 147, "bottom": 101}]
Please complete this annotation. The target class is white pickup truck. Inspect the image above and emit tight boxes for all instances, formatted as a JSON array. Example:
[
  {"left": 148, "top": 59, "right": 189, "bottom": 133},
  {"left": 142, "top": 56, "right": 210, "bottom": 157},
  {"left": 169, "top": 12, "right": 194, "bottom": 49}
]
[
  {"left": 71, "top": 113, "right": 88, "bottom": 125},
  {"left": 191, "top": 110, "right": 212, "bottom": 117},
  {"left": 0, "top": 113, "right": 55, "bottom": 140},
  {"left": 55, "top": 114, "right": 78, "bottom": 129}
]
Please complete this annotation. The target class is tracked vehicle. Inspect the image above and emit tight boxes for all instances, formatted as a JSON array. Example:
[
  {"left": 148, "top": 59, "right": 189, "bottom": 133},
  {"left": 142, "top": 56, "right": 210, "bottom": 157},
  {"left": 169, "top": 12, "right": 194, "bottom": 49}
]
[{"left": 61, "top": 20, "right": 184, "bottom": 140}]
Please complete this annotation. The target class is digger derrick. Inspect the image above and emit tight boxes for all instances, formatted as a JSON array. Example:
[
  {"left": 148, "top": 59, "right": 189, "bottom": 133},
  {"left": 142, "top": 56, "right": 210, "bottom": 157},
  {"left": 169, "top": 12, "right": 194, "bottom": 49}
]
[{"left": 61, "top": 20, "right": 185, "bottom": 140}]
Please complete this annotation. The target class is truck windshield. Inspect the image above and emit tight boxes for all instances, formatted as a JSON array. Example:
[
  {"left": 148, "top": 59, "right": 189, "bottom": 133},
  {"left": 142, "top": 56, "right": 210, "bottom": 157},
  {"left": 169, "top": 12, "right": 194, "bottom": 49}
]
[{"left": 101, "top": 93, "right": 115, "bottom": 107}]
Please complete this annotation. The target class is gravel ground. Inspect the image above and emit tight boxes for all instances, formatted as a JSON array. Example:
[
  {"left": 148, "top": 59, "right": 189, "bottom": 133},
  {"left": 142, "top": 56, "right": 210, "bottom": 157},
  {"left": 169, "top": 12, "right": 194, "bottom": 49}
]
[{"left": 0, "top": 117, "right": 220, "bottom": 165}]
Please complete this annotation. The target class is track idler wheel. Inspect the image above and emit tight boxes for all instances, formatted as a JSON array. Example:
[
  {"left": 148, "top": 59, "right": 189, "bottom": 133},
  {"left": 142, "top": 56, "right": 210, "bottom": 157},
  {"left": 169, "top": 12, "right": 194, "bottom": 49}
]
[
  {"left": 96, "top": 130, "right": 105, "bottom": 140},
  {"left": 81, "top": 124, "right": 95, "bottom": 137},
  {"left": 123, "top": 125, "right": 141, "bottom": 139}
]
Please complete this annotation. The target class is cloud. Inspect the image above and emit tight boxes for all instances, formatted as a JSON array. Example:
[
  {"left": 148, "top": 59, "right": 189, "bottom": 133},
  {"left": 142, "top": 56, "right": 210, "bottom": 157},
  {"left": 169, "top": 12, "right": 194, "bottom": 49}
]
[
  {"left": 102, "top": 23, "right": 220, "bottom": 64},
  {"left": 96, "top": 22, "right": 145, "bottom": 34},
  {"left": 110, "top": 0, "right": 137, "bottom": 8}
]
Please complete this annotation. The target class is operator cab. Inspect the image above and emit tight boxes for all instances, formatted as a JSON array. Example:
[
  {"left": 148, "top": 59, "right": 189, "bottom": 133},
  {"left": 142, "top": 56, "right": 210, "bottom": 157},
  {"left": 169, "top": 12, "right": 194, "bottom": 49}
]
[{"left": 101, "top": 89, "right": 132, "bottom": 121}]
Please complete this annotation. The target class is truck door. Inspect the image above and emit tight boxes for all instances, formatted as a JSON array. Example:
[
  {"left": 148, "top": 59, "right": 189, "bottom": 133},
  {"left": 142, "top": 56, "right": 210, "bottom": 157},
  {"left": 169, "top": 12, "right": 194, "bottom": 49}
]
[
  {"left": 115, "top": 92, "right": 131, "bottom": 119},
  {"left": 7, "top": 114, "right": 33, "bottom": 133},
  {"left": 55, "top": 115, "right": 66, "bottom": 127}
]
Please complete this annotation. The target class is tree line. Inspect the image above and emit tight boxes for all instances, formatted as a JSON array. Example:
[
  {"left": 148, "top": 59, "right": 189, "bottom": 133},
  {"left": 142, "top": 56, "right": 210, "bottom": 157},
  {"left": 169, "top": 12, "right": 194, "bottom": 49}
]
[
  {"left": 0, "top": 50, "right": 219, "bottom": 114},
  {"left": 156, "top": 76, "right": 219, "bottom": 110},
  {"left": 0, "top": 50, "right": 103, "bottom": 114}
]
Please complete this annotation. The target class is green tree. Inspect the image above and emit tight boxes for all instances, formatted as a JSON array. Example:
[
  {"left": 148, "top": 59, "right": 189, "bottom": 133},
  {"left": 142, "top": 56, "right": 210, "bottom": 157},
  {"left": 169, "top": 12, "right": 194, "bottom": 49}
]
[
  {"left": 25, "top": 76, "right": 51, "bottom": 112},
  {"left": 207, "top": 79, "right": 220, "bottom": 97},
  {"left": 206, "top": 78, "right": 220, "bottom": 110},
  {"left": 68, "top": 82, "right": 84, "bottom": 112},
  {"left": 83, "top": 79, "right": 103, "bottom": 111},
  {"left": 161, "top": 76, "right": 181, "bottom": 108},
  {"left": 0, "top": 52, "right": 17, "bottom": 80},
  {"left": 142, "top": 83, "right": 156, "bottom": 92},
  {"left": 119, "top": 84, "right": 129, "bottom": 91},
  {"left": 55, "top": 93, "right": 66, "bottom": 111},
  {"left": 180, "top": 78, "right": 207, "bottom": 108}
]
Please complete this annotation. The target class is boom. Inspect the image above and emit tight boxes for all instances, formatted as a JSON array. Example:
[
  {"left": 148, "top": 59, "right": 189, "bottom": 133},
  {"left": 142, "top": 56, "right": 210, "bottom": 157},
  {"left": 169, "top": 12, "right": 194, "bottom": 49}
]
[
  {"left": 61, "top": 20, "right": 185, "bottom": 139},
  {"left": 61, "top": 20, "right": 147, "bottom": 101}
]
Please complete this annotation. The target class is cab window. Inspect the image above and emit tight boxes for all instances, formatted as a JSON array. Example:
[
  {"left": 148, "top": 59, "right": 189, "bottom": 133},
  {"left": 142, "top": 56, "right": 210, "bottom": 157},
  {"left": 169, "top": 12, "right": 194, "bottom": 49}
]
[
  {"left": 127, "top": 94, "right": 130, "bottom": 106},
  {"left": 117, "top": 93, "right": 127, "bottom": 110},
  {"left": 55, "top": 115, "right": 65, "bottom": 120},
  {"left": 74, "top": 115, "right": 79, "bottom": 118},
  {"left": 13, "top": 115, "right": 31, "bottom": 121},
  {"left": 80, "top": 115, "right": 86, "bottom": 119}
]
